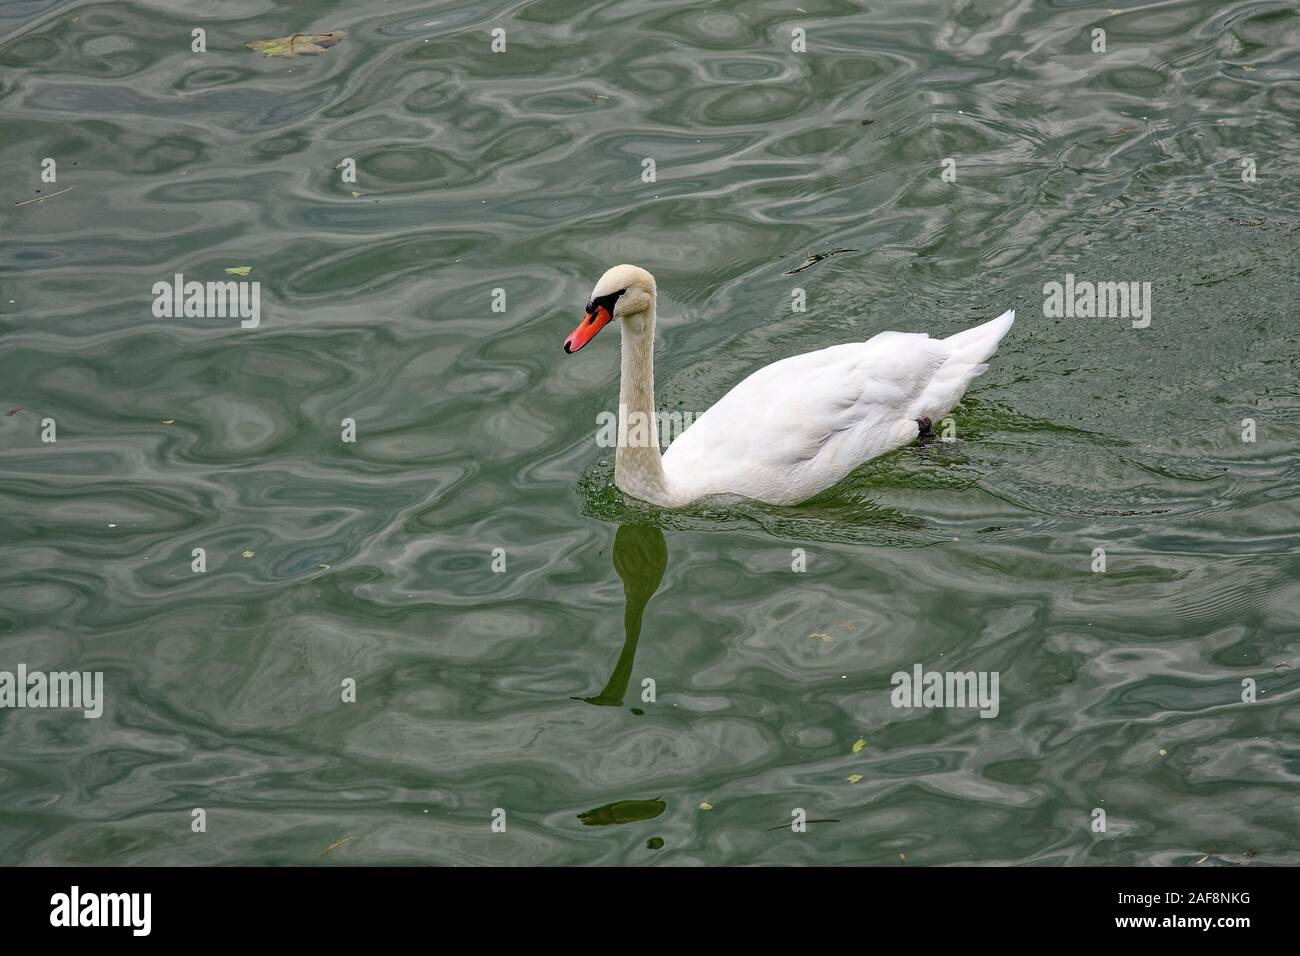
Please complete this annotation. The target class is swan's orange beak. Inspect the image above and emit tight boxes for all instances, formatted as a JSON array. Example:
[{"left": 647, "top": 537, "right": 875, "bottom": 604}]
[{"left": 563, "top": 305, "right": 612, "bottom": 354}]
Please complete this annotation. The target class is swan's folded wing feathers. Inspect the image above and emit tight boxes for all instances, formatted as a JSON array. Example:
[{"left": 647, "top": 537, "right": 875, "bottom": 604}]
[{"left": 661, "top": 333, "right": 952, "bottom": 498}]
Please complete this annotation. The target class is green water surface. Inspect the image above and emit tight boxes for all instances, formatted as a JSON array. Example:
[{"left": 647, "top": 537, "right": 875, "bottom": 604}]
[{"left": 1, "top": 0, "right": 1297, "bottom": 865}]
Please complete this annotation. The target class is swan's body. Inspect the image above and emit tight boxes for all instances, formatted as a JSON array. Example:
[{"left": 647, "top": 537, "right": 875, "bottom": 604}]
[{"left": 564, "top": 265, "right": 1014, "bottom": 508}]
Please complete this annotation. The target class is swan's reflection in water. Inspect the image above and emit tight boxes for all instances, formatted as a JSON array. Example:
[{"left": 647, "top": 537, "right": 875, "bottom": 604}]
[{"left": 577, "top": 524, "right": 667, "bottom": 708}]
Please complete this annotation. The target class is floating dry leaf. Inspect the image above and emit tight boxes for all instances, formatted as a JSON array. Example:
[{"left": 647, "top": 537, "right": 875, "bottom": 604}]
[
  {"left": 783, "top": 247, "right": 859, "bottom": 276},
  {"left": 577, "top": 798, "right": 665, "bottom": 826},
  {"left": 225, "top": 266, "right": 251, "bottom": 276},
  {"left": 847, "top": 773, "right": 862, "bottom": 784},
  {"left": 247, "top": 31, "right": 345, "bottom": 58},
  {"left": 852, "top": 738, "right": 866, "bottom": 753},
  {"left": 320, "top": 835, "right": 352, "bottom": 857}
]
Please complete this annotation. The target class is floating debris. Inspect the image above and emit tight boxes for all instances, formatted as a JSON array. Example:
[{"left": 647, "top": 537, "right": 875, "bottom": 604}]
[
  {"left": 809, "top": 632, "right": 834, "bottom": 641},
  {"left": 247, "top": 31, "right": 346, "bottom": 57},
  {"left": 5, "top": 407, "right": 23, "bottom": 416},
  {"left": 767, "top": 818, "right": 840, "bottom": 831},
  {"left": 783, "top": 248, "right": 859, "bottom": 275},
  {"left": 161, "top": 419, "right": 174, "bottom": 425},
  {"left": 847, "top": 773, "right": 862, "bottom": 784},
  {"left": 898, "top": 852, "right": 908, "bottom": 864},
  {"left": 577, "top": 798, "right": 665, "bottom": 826},
  {"left": 698, "top": 802, "right": 713, "bottom": 811},
  {"left": 646, "top": 837, "right": 664, "bottom": 850},
  {"left": 320, "top": 835, "right": 352, "bottom": 857},
  {"left": 225, "top": 266, "right": 252, "bottom": 276},
  {"left": 852, "top": 738, "right": 866, "bottom": 753},
  {"left": 241, "top": 550, "right": 255, "bottom": 558},
  {"left": 14, "top": 186, "right": 75, "bottom": 207}
]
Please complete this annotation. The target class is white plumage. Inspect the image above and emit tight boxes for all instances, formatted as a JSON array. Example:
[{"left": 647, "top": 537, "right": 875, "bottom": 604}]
[{"left": 563, "top": 265, "right": 1014, "bottom": 508}]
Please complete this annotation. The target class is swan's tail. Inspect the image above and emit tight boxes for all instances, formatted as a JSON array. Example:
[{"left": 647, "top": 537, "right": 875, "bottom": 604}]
[
  {"left": 943, "top": 308, "right": 1015, "bottom": 363},
  {"left": 912, "top": 309, "right": 1015, "bottom": 423}
]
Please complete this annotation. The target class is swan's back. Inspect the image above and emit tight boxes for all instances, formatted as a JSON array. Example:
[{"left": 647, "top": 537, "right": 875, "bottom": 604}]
[{"left": 660, "top": 310, "right": 1014, "bottom": 504}]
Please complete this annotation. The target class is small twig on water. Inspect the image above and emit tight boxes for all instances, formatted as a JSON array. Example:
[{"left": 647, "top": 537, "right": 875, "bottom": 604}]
[
  {"left": 14, "top": 186, "right": 75, "bottom": 207},
  {"left": 320, "top": 835, "right": 353, "bottom": 857},
  {"left": 767, "top": 818, "right": 841, "bottom": 831}
]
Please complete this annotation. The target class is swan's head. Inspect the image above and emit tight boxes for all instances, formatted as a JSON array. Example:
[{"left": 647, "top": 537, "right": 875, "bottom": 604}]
[{"left": 563, "top": 264, "right": 656, "bottom": 354}]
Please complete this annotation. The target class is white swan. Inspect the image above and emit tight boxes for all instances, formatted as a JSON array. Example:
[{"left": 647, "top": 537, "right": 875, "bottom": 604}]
[{"left": 563, "top": 264, "right": 1014, "bottom": 508}]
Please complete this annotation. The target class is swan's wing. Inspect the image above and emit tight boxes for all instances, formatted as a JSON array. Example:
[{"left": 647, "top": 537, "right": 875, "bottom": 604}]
[{"left": 661, "top": 332, "right": 951, "bottom": 502}]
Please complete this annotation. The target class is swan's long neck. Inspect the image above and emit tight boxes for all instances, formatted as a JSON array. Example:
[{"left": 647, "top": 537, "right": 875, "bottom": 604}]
[{"left": 615, "top": 300, "right": 676, "bottom": 506}]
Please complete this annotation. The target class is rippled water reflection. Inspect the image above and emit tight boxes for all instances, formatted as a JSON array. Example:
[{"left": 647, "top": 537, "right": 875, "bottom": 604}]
[{"left": 0, "top": 0, "right": 1297, "bottom": 865}]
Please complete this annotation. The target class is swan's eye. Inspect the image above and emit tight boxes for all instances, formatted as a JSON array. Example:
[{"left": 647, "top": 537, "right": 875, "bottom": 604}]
[{"left": 585, "top": 288, "right": 627, "bottom": 320}]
